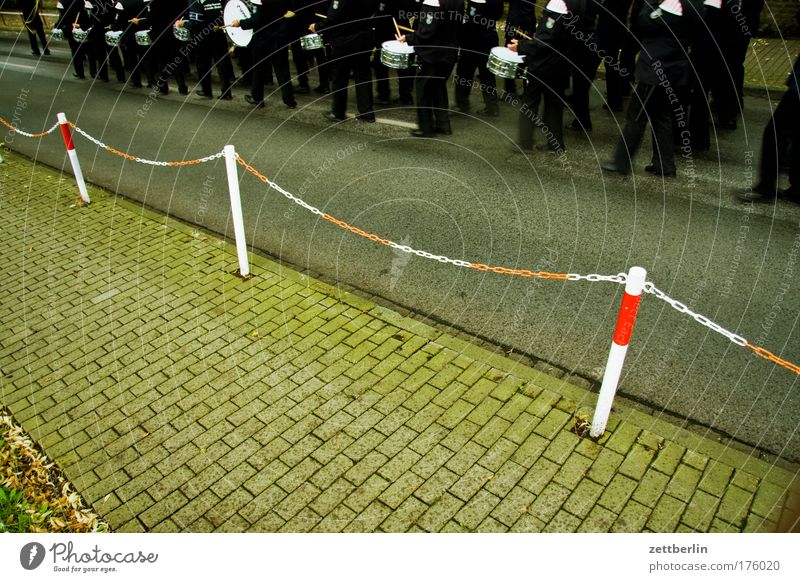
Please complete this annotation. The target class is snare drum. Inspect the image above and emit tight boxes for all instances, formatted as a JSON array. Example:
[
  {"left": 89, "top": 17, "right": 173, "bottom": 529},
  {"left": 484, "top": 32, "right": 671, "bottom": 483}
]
[
  {"left": 135, "top": 29, "right": 153, "bottom": 46},
  {"left": 173, "top": 22, "right": 191, "bottom": 42},
  {"left": 73, "top": 27, "right": 91, "bottom": 43},
  {"left": 487, "top": 46, "right": 524, "bottom": 79},
  {"left": 223, "top": 0, "right": 253, "bottom": 47},
  {"left": 300, "top": 33, "right": 323, "bottom": 51},
  {"left": 50, "top": 28, "right": 65, "bottom": 41},
  {"left": 380, "top": 40, "right": 415, "bottom": 70},
  {"left": 105, "top": 30, "right": 123, "bottom": 47}
]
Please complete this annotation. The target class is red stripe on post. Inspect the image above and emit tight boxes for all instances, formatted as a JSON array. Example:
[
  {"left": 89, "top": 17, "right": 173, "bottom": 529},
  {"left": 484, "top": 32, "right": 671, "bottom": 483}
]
[
  {"left": 59, "top": 123, "right": 74, "bottom": 151},
  {"left": 613, "top": 292, "right": 642, "bottom": 346}
]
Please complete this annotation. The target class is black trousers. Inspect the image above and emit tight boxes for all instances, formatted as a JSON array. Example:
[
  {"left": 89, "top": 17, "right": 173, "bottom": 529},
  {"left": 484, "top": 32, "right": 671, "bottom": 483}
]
[
  {"left": 613, "top": 82, "right": 677, "bottom": 174},
  {"left": 119, "top": 32, "right": 147, "bottom": 86},
  {"left": 23, "top": 11, "right": 48, "bottom": 54},
  {"left": 196, "top": 30, "right": 234, "bottom": 96},
  {"left": 148, "top": 36, "right": 187, "bottom": 93},
  {"left": 715, "top": 37, "right": 751, "bottom": 125},
  {"left": 252, "top": 47, "right": 294, "bottom": 106},
  {"left": 454, "top": 48, "right": 497, "bottom": 112},
  {"left": 289, "top": 34, "right": 310, "bottom": 88},
  {"left": 415, "top": 60, "right": 454, "bottom": 133},
  {"left": 518, "top": 76, "right": 566, "bottom": 151},
  {"left": 597, "top": 0, "right": 634, "bottom": 110},
  {"left": 64, "top": 29, "right": 86, "bottom": 77},
  {"left": 330, "top": 48, "right": 373, "bottom": 117},
  {"left": 372, "top": 47, "right": 414, "bottom": 102},
  {"left": 570, "top": 45, "right": 600, "bottom": 129},
  {"left": 757, "top": 88, "right": 800, "bottom": 194}
]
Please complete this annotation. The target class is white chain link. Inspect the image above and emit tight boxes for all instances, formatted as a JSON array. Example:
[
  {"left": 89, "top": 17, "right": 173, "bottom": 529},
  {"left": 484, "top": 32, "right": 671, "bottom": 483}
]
[
  {"left": 643, "top": 282, "right": 748, "bottom": 346},
  {"left": 567, "top": 272, "right": 628, "bottom": 284},
  {"left": 70, "top": 125, "right": 224, "bottom": 166},
  {"left": 7, "top": 122, "right": 59, "bottom": 138}
]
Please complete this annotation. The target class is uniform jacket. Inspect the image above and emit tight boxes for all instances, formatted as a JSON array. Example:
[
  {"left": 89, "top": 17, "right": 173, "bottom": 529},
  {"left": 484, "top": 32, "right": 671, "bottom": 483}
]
[
  {"left": 56, "top": 0, "right": 86, "bottom": 29},
  {"left": 516, "top": 0, "right": 587, "bottom": 80},
  {"left": 405, "top": 0, "right": 462, "bottom": 65},
  {"left": 113, "top": 0, "right": 147, "bottom": 32},
  {"left": 239, "top": 0, "right": 290, "bottom": 51},
  {"left": 460, "top": 0, "right": 503, "bottom": 51},
  {"left": 315, "top": 0, "right": 376, "bottom": 53},
  {"left": 633, "top": 0, "right": 705, "bottom": 87},
  {"left": 186, "top": 0, "right": 224, "bottom": 32}
]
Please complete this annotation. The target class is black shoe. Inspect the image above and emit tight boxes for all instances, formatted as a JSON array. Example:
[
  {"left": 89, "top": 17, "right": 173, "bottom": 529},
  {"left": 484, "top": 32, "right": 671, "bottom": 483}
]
[
  {"left": 31, "top": 51, "right": 41, "bottom": 56},
  {"left": 245, "top": 95, "right": 264, "bottom": 108},
  {"left": 434, "top": 127, "right": 452, "bottom": 135},
  {"left": 601, "top": 162, "right": 630, "bottom": 175},
  {"left": 644, "top": 164, "right": 676, "bottom": 177},
  {"left": 568, "top": 119, "right": 592, "bottom": 132},
  {"left": 73, "top": 73, "right": 86, "bottom": 80},
  {"left": 294, "top": 85, "right": 310, "bottom": 94},
  {"left": 157, "top": 85, "right": 169, "bottom": 95},
  {"left": 195, "top": 89, "right": 212, "bottom": 98},
  {"left": 375, "top": 97, "right": 391, "bottom": 106},
  {"left": 536, "top": 143, "right": 563, "bottom": 153},
  {"left": 477, "top": 107, "right": 499, "bottom": 117},
  {"left": 285, "top": 100, "right": 297, "bottom": 109},
  {"left": 323, "top": 111, "right": 345, "bottom": 122},
  {"left": 178, "top": 86, "right": 189, "bottom": 95},
  {"left": 314, "top": 85, "right": 330, "bottom": 94},
  {"left": 218, "top": 93, "right": 233, "bottom": 101},
  {"left": 357, "top": 114, "right": 376, "bottom": 123},
  {"left": 394, "top": 98, "right": 412, "bottom": 106},
  {"left": 779, "top": 187, "right": 800, "bottom": 202},
  {"left": 97, "top": 74, "right": 109, "bottom": 82},
  {"left": 44, "top": 49, "right": 51, "bottom": 56},
  {"left": 410, "top": 129, "right": 434, "bottom": 137}
]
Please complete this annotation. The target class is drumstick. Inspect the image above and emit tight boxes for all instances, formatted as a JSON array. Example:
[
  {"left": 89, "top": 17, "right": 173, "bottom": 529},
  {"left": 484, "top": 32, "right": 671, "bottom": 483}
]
[
  {"left": 314, "top": 13, "right": 327, "bottom": 19},
  {"left": 514, "top": 29, "right": 532, "bottom": 41},
  {"left": 284, "top": 10, "right": 295, "bottom": 18},
  {"left": 392, "top": 17, "right": 401, "bottom": 38},
  {"left": 397, "top": 24, "right": 413, "bottom": 33}
]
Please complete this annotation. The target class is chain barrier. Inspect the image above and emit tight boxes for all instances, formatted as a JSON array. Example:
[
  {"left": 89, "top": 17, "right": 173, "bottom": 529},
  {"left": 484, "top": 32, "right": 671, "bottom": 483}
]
[
  {"left": 67, "top": 123, "right": 224, "bottom": 166},
  {"left": 3, "top": 113, "right": 797, "bottom": 377},
  {"left": 0, "top": 116, "right": 59, "bottom": 139}
]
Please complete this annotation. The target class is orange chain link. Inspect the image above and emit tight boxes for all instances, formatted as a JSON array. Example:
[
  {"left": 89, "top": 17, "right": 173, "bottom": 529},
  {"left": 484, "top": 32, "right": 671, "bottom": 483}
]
[
  {"left": 468, "top": 264, "right": 570, "bottom": 280},
  {"left": 0, "top": 116, "right": 53, "bottom": 138},
  {"left": 236, "top": 154, "right": 269, "bottom": 183},
  {"left": 745, "top": 344, "right": 800, "bottom": 375}
]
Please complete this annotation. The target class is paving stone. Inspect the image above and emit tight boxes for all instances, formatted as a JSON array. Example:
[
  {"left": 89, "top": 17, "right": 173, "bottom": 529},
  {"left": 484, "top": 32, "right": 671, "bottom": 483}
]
[
  {"left": 578, "top": 505, "right": 618, "bottom": 532},
  {"left": 750, "top": 481, "right": 785, "bottom": 522},
  {"left": 379, "top": 472, "right": 425, "bottom": 509},
  {"left": 611, "top": 500, "right": 650, "bottom": 532},
  {"left": 529, "top": 483, "right": 570, "bottom": 523},
  {"left": 273, "top": 482, "right": 321, "bottom": 521},
  {"left": 632, "top": 468, "right": 670, "bottom": 508},
  {"left": 415, "top": 467, "right": 460, "bottom": 505},
  {"left": 344, "top": 474, "right": 391, "bottom": 513},
  {"left": 484, "top": 461, "right": 527, "bottom": 498},
  {"left": 378, "top": 448, "right": 422, "bottom": 482},
  {"left": 445, "top": 441, "right": 486, "bottom": 474},
  {"left": 519, "top": 457, "right": 559, "bottom": 495},
  {"left": 563, "top": 479, "right": 604, "bottom": 519},
  {"left": 454, "top": 490, "right": 501, "bottom": 530},
  {"left": 651, "top": 441, "right": 685, "bottom": 475},
  {"left": 412, "top": 444, "right": 454, "bottom": 479},
  {"left": 472, "top": 416, "right": 512, "bottom": 449},
  {"left": 511, "top": 432, "right": 548, "bottom": 469},
  {"left": 449, "top": 464, "right": 494, "bottom": 502},
  {"left": 309, "top": 478, "right": 355, "bottom": 517},
  {"left": 598, "top": 473, "right": 638, "bottom": 514},
  {"left": 587, "top": 448, "right": 625, "bottom": 486},
  {"left": 665, "top": 464, "right": 703, "bottom": 501},
  {"left": 618, "top": 443, "right": 656, "bottom": 481},
  {"left": 533, "top": 409, "right": 570, "bottom": 440},
  {"left": 682, "top": 489, "right": 720, "bottom": 532},
  {"left": 716, "top": 485, "right": 753, "bottom": 527},
  {"left": 731, "top": 469, "right": 760, "bottom": 492},
  {"left": 479, "top": 438, "right": 518, "bottom": 473},
  {"left": 646, "top": 495, "right": 686, "bottom": 532},
  {"left": 380, "top": 496, "right": 428, "bottom": 532},
  {"left": 682, "top": 449, "right": 709, "bottom": 471},
  {"left": 698, "top": 461, "right": 734, "bottom": 497},
  {"left": 491, "top": 487, "right": 535, "bottom": 528},
  {"left": 544, "top": 509, "right": 581, "bottom": 532},
  {"left": 552, "top": 454, "right": 593, "bottom": 490},
  {"left": 343, "top": 500, "right": 392, "bottom": 533},
  {"left": 313, "top": 505, "right": 357, "bottom": 533}
]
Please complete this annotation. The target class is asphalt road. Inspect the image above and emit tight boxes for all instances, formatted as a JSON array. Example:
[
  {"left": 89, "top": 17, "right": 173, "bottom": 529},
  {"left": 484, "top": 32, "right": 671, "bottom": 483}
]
[{"left": 2, "top": 34, "right": 799, "bottom": 462}]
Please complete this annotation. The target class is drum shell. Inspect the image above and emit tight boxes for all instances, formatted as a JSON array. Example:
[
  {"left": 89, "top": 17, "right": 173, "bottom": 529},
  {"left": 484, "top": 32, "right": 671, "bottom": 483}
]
[
  {"left": 487, "top": 50, "right": 521, "bottom": 79},
  {"left": 50, "top": 28, "right": 65, "bottom": 41},
  {"left": 300, "top": 34, "right": 323, "bottom": 51},
  {"left": 73, "top": 27, "right": 92, "bottom": 43},
  {"left": 105, "top": 31, "right": 123, "bottom": 47},
  {"left": 135, "top": 30, "right": 153, "bottom": 47},
  {"left": 380, "top": 41, "right": 415, "bottom": 70},
  {"left": 173, "top": 23, "right": 191, "bottom": 43}
]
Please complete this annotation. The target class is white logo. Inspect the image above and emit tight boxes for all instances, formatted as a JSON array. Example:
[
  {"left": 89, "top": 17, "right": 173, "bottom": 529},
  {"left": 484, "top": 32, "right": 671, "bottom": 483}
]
[{"left": 545, "top": 17, "right": 555, "bottom": 29}]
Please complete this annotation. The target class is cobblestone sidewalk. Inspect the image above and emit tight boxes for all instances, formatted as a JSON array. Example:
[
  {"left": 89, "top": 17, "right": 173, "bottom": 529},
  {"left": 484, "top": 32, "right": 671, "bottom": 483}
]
[{"left": 0, "top": 152, "right": 798, "bottom": 533}]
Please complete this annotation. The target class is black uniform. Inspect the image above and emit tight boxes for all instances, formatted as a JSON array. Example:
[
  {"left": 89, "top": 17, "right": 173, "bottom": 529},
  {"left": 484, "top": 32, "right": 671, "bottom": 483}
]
[
  {"left": 287, "top": 0, "right": 314, "bottom": 92},
  {"left": 57, "top": 0, "right": 89, "bottom": 78},
  {"left": 83, "top": 1, "right": 121, "bottom": 82},
  {"left": 566, "top": 0, "right": 600, "bottom": 131},
  {"left": 516, "top": 0, "right": 587, "bottom": 152},
  {"left": 454, "top": 0, "right": 503, "bottom": 116},
  {"left": 711, "top": 0, "right": 764, "bottom": 128},
  {"left": 686, "top": 0, "right": 723, "bottom": 151},
  {"left": 185, "top": 0, "right": 235, "bottom": 99},
  {"left": 372, "top": 0, "right": 395, "bottom": 104},
  {"left": 19, "top": 0, "right": 49, "bottom": 56},
  {"left": 113, "top": 0, "right": 150, "bottom": 87},
  {"left": 503, "top": 0, "right": 535, "bottom": 96},
  {"left": 315, "top": 0, "right": 376, "bottom": 120},
  {"left": 144, "top": 0, "right": 189, "bottom": 94},
  {"left": 239, "top": 0, "right": 296, "bottom": 108},
  {"left": 749, "top": 55, "right": 800, "bottom": 200},
  {"left": 405, "top": 0, "right": 461, "bottom": 135},
  {"left": 596, "top": 0, "right": 637, "bottom": 111},
  {"left": 606, "top": 0, "right": 704, "bottom": 175}
]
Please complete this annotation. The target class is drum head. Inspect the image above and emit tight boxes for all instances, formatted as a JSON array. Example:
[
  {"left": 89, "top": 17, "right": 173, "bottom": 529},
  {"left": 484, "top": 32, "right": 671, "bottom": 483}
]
[
  {"left": 382, "top": 40, "right": 414, "bottom": 54},
  {"left": 224, "top": 0, "right": 254, "bottom": 47},
  {"left": 491, "top": 46, "right": 524, "bottom": 63}
]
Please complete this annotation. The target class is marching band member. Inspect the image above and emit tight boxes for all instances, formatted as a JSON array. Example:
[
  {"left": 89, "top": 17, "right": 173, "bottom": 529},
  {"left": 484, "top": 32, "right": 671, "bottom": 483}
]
[
  {"left": 143, "top": 0, "right": 189, "bottom": 95},
  {"left": 231, "top": 0, "right": 297, "bottom": 109},
  {"left": 113, "top": 0, "right": 150, "bottom": 88},
  {"left": 503, "top": 0, "right": 535, "bottom": 98},
  {"left": 454, "top": 0, "right": 503, "bottom": 117},
  {"left": 311, "top": 0, "right": 376, "bottom": 122},
  {"left": 396, "top": 0, "right": 462, "bottom": 136},
  {"left": 182, "top": 0, "right": 235, "bottom": 100},
  {"left": 57, "top": 0, "right": 88, "bottom": 79},
  {"left": 19, "top": 0, "right": 50, "bottom": 57}
]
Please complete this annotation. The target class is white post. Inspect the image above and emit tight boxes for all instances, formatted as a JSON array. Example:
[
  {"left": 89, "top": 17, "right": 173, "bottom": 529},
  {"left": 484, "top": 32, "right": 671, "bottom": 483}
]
[
  {"left": 590, "top": 266, "right": 647, "bottom": 438},
  {"left": 57, "top": 112, "right": 90, "bottom": 204},
  {"left": 223, "top": 144, "right": 250, "bottom": 277}
]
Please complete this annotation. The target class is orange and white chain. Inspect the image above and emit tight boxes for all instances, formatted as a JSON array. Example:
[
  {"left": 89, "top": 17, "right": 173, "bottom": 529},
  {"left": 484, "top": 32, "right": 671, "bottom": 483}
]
[
  {"left": 0, "top": 117, "right": 59, "bottom": 138},
  {"left": 68, "top": 124, "right": 224, "bottom": 166}
]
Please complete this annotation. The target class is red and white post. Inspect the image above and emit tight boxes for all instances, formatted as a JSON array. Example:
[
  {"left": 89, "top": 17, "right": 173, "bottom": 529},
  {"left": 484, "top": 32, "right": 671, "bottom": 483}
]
[
  {"left": 223, "top": 144, "right": 250, "bottom": 277},
  {"left": 57, "top": 112, "right": 90, "bottom": 204},
  {"left": 590, "top": 266, "right": 647, "bottom": 438}
]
